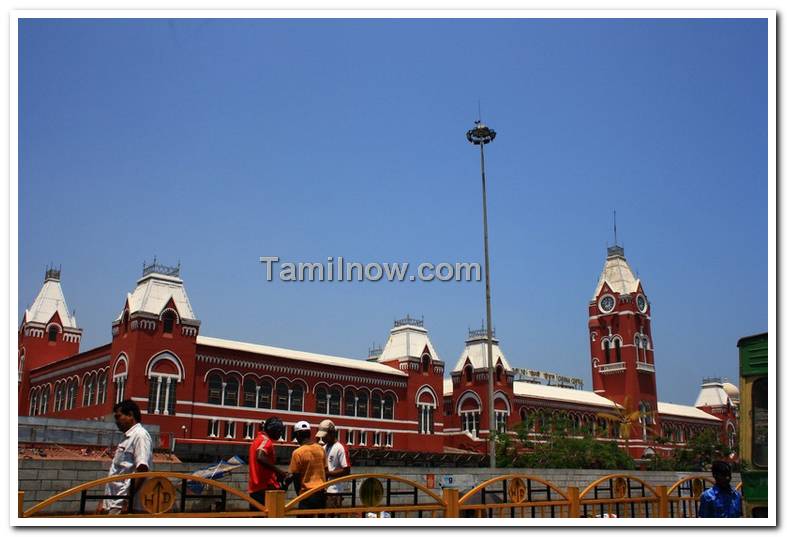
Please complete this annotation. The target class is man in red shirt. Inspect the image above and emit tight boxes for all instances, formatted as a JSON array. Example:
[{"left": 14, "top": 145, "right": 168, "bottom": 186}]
[{"left": 247, "top": 416, "right": 286, "bottom": 510}]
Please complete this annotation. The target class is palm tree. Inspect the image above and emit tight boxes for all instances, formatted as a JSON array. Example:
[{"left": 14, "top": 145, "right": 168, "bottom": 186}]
[{"left": 596, "top": 396, "right": 642, "bottom": 456}]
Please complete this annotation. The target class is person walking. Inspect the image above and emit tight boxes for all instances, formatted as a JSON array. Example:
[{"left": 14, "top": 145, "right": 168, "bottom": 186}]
[
  {"left": 316, "top": 419, "right": 351, "bottom": 509},
  {"left": 698, "top": 460, "right": 742, "bottom": 518},
  {"left": 287, "top": 421, "right": 327, "bottom": 511},
  {"left": 102, "top": 400, "right": 152, "bottom": 515},
  {"left": 247, "top": 416, "right": 287, "bottom": 510}
]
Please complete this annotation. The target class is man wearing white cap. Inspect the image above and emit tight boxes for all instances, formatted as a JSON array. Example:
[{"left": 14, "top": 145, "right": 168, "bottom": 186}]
[
  {"left": 288, "top": 420, "right": 327, "bottom": 511},
  {"left": 316, "top": 419, "right": 351, "bottom": 509}
]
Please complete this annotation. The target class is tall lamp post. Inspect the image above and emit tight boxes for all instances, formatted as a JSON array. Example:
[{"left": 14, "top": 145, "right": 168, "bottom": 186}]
[{"left": 466, "top": 120, "right": 497, "bottom": 468}]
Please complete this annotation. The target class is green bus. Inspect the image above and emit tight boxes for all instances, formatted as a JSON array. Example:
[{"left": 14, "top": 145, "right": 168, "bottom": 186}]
[{"left": 737, "top": 332, "right": 768, "bottom": 518}]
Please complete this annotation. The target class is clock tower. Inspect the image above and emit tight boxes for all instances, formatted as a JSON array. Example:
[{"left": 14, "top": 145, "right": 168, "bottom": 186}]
[{"left": 588, "top": 244, "right": 659, "bottom": 440}]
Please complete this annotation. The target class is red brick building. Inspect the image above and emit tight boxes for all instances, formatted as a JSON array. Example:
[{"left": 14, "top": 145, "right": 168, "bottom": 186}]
[{"left": 19, "top": 246, "right": 730, "bottom": 459}]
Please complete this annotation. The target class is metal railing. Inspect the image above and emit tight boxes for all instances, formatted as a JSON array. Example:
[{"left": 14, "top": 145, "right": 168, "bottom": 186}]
[
  {"left": 458, "top": 474, "right": 573, "bottom": 518},
  {"left": 19, "top": 472, "right": 741, "bottom": 519},
  {"left": 18, "top": 471, "right": 266, "bottom": 518},
  {"left": 283, "top": 473, "right": 448, "bottom": 518},
  {"left": 579, "top": 474, "right": 661, "bottom": 518}
]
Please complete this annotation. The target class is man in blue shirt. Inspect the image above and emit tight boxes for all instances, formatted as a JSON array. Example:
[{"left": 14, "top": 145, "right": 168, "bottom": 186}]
[{"left": 698, "top": 460, "right": 742, "bottom": 518}]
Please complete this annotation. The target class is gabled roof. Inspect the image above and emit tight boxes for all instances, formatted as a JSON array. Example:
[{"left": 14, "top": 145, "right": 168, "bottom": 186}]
[
  {"left": 24, "top": 277, "right": 78, "bottom": 329},
  {"left": 658, "top": 402, "right": 721, "bottom": 421},
  {"left": 694, "top": 379, "right": 740, "bottom": 408},
  {"left": 117, "top": 272, "right": 197, "bottom": 322},
  {"left": 451, "top": 334, "right": 511, "bottom": 373},
  {"left": 378, "top": 322, "right": 441, "bottom": 363},
  {"left": 593, "top": 246, "right": 641, "bottom": 298},
  {"left": 197, "top": 335, "right": 408, "bottom": 377},
  {"left": 513, "top": 381, "right": 616, "bottom": 408}
]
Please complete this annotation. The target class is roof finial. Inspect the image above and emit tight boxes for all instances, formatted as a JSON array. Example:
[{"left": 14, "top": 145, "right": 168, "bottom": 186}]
[{"left": 613, "top": 209, "right": 618, "bottom": 246}]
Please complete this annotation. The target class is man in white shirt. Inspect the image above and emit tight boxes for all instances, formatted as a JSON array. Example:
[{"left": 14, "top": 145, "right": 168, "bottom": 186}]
[
  {"left": 316, "top": 419, "right": 351, "bottom": 509},
  {"left": 102, "top": 400, "right": 153, "bottom": 514}
]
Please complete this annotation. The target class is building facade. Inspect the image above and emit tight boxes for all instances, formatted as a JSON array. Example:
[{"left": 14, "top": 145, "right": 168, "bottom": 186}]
[{"left": 19, "top": 247, "right": 730, "bottom": 458}]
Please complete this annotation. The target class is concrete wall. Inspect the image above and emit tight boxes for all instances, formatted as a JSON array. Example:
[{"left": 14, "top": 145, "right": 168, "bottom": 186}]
[
  {"left": 19, "top": 417, "right": 161, "bottom": 448},
  {"left": 17, "top": 459, "right": 740, "bottom": 516}
]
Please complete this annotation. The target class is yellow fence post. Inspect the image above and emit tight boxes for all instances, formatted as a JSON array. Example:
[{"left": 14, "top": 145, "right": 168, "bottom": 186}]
[
  {"left": 567, "top": 487, "right": 580, "bottom": 518},
  {"left": 443, "top": 488, "right": 459, "bottom": 518},
  {"left": 265, "top": 489, "right": 286, "bottom": 518},
  {"left": 18, "top": 491, "right": 24, "bottom": 518},
  {"left": 656, "top": 485, "right": 668, "bottom": 518}
]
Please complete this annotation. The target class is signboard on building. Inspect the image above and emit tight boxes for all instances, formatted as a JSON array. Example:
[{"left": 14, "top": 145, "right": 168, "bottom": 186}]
[{"left": 513, "top": 368, "right": 583, "bottom": 389}]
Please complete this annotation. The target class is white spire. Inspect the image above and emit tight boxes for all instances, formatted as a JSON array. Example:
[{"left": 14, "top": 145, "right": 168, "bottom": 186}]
[
  {"left": 379, "top": 315, "right": 441, "bottom": 363},
  {"left": 117, "top": 261, "right": 197, "bottom": 321},
  {"left": 23, "top": 269, "right": 78, "bottom": 328},
  {"left": 451, "top": 328, "right": 512, "bottom": 373},
  {"left": 592, "top": 245, "right": 641, "bottom": 298}
]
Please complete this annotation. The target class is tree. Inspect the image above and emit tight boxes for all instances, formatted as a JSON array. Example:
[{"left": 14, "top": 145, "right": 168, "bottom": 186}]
[
  {"left": 645, "top": 428, "right": 732, "bottom": 471},
  {"left": 596, "top": 396, "right": 643, "bottom": 456}
]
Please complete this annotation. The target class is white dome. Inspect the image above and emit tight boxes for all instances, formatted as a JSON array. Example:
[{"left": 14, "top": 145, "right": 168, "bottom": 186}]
[{"left": 722, "top": 382, "right": 740, "bottom": 398}]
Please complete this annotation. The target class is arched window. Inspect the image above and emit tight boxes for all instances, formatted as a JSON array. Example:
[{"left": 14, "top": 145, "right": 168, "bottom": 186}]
[
  {"left": 207, "top": 374, "right": 223, "bottom": 405},
  {"left": 417, "top": 388, "right": 436, "bottom": 434},
  {"left": 54, "top": 383, "right": 64, "bottom": 412},
  {"left": 48, "top": 325, "right": 58, "bottom": 342},
  {"left": 458, "top": 394, "right": 481, "bottom": 438},
  {"left": 421, "top": 355, "right": 431, "bottom": 373},
  {"left": 258, "top": 380, "right": 272, "bottom": 409},
  {"left": 316, "top": 387, "right": 328, "bottom": 414},
  {"left": 147, "top": 374, "right": 176, "bottom": 415},
  {"left": 29, "top": 390, "right": 38, "bottom": 416},
  {"left": 329, "top": 388, "right": 341, "bottom": 415},
  {"left": 40, "top": 386, "right": 50, "bottom": 414},
  {"left": 344, "top": 389, "right": 357, "bottom": 416},
  {"left": 162, "top": 310, "right": 176, "bottom": 333},
  {"left": 597, "top": 418, "right": 607, "bottom": 437},
  {"left": 242, "top": 379, "right": 257, "bottom": 408},
  {"left": 66, "top": 379, "right": 78, "bottom": 410},
  {"left": 83, "top": 374, "right": 95, "bottom": 406},
  {"left": 496, "top": 365, "right": 504, "bottom": 383},
  {"left": 224, "top": 378, "right": 239, "bottom": 406},
  {"left": 290, "top": 384, "right": 304, "bottom": 412},
  {"left": 464, "top": 365, "right": 473, "bottom": 383},
  {"left": 357, "top": 391, "right": 369, "bottom": 417},
  {"left": 727, "top": 423, "right": 737, "bottom": 450},
  {"left": 614, "top": 338, "right": 622, "bottom": 362},
  {"left": 383, "top": 394, "right": 394, "bottom": 420},
  {"left": 371, "top": 393, "right": 382, "bottom": 419},
  {"left": 275, "top": 381, "right": 289, "bottom": 410},
  {"left": 603, "top": 340, "right": 611, "bottom": 364},
  {"left": 493, "top": 395, "right": 510, "bottom": 433},
  {"left": 97, "top": 372, "right": 107, "bottom": 405}
]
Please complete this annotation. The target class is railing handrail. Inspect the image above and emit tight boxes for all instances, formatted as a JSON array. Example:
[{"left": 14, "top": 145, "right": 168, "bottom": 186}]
[
  {"left": 459, "top": 473, "right": 569, "bottom": 505},
  {"left": 21, "top": 470, "right": 266, "bottom": 517},
  {"left": 579, "top": 473, "right": 659, "bottom": 499},
  {"left": 665, "top": 475, "right": 714, "bottom": 496},
  {"left": 285, "top": 472, "right": 446, "bottom": 511}
]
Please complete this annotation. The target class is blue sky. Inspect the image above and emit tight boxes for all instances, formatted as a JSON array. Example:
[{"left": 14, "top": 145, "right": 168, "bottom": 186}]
[{"left": 18, "top": 18, "right": 767, "bottom": 404}]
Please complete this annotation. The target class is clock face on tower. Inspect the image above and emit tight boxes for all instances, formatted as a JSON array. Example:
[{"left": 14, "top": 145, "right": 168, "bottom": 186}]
[
  {"left": 599, "top": 295, "right": 615, "bottom": 313},
  {"left": 637, "top": 294, "right": 648, "bottom": 313}
]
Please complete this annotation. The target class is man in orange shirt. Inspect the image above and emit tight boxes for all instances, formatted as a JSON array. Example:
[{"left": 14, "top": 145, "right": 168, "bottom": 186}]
[
  {"left": 287, "top": 420, "right": 327, "bottom": 511},
  {"left": 247, "top": 416, "right": 286, "bottom": 510}
]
